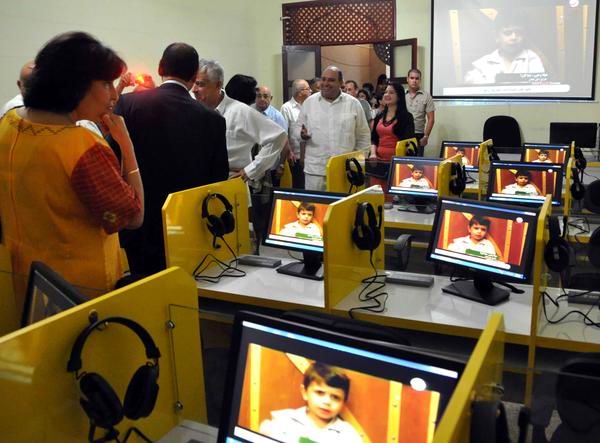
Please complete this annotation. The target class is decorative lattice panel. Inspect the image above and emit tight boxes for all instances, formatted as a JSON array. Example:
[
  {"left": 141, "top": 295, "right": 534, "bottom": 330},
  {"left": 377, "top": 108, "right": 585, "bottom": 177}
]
[
  {"left": 283, "top": 0, "right": 395, "bottom": 46},
  {"left": 373, "top": 42, "right": 391, "bottom": 65}
]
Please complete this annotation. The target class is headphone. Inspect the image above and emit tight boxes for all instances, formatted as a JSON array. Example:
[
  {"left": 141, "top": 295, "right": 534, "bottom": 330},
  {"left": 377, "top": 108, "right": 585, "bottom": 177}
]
[
  {"left": 352, "top": 202, "right": 383, "bottom": 251},
  {"left": 201, "top": 193, "right": 235, "bottom": 249},
  {"left": 574, "top": 146, "right": 587, "bottom": 171},
  {"left": 406, "top": 140, "right": 419, "bottom": 156},
  {"left": 544, "top": 216, "right": 572, "bottom": 273},
  {"left": 449, "top": 162, "right": 467, "bottom": 195},
  {"left": 345, "top": 157, "right": 365, "bottom": 191},
  {"left": 67, "top": 317, "right": 160, "bottom": 431},
  {"left": 570, "top": 167, "right": 586, "bottom": 201}
]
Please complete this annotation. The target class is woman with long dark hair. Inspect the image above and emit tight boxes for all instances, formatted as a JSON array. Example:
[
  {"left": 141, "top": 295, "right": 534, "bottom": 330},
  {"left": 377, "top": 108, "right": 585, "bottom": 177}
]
[{"left": 368, "top": 80, "right": 415, "bottom": 193}]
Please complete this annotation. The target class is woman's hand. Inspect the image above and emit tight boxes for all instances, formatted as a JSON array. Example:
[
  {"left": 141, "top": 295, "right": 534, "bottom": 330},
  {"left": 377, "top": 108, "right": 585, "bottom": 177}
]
[
  {"left": 369, "top": 144, "right": 378, "bottom": 160},
  {"left": 101, "top": 113, "right": 131, "bottom": 148}
]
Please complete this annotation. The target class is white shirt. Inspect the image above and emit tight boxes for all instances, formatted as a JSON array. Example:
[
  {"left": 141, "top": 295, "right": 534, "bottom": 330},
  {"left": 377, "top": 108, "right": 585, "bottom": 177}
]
[
  {"left": 1, "top": 93, "right": 23, "bottom": 118},
  {"left": 296, "top": 92, "right": 370, "bottom": 176},
  {"left": 281, "top": 97, "right": 303, "bottom": 156},
  {"left": 399, "top": 177, "right": 430, "bottom": 189},
  {"left": 447, "top": 236, "right": 498, "bottom": 259},
  {"left": 465, "top": 49, "right": 545, "bottom": 85},
  {"left": 216, "top": 90, "right": 286, "bottom": 181},
  {"left": 532, "top": 159, "right": 552, "bottom": 163},
  {"left": 501, "top": 183, "right": 539, "bottom": 195},
  {"left": 279, "top": 221, "right": 322, "bottom": 240}
]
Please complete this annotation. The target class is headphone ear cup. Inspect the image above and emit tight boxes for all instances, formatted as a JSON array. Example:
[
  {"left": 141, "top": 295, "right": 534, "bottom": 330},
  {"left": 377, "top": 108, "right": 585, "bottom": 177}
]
[
  {"left": 571, "top": 181, "right": 586, "bottom": 201},
  {"left": 352, "top": 224, "right": 373, "bottom": 250},
  {"left": 221, "top": 210, "right": 235, "bottom": 234},
  {"left": 207, "top": 214, "right": 225, "bottom": 237},
  {"left": 79, "top": 372, "right": 124, "bottom": 429},
  {"left": 123, "top": 365, "right": 159, "bottom": 420}
]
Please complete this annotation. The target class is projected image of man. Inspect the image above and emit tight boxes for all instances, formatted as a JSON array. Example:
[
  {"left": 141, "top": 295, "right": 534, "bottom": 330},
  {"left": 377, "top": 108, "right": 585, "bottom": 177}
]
[{"left": 464, "top": 16, "right": 545, "bottom": 85}]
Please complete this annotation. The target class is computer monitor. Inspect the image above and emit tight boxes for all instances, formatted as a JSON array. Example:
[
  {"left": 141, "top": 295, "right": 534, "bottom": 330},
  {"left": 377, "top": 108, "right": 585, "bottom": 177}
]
[
  {"left": 388, "top": 157, "right": 441, "bottom": 212},
  {"left": 264, "top": 189, "right": 346, "bottom": 280},
  {"left": 487, "top": 161, "right": 564, "bottom": 207},
  {"left": 427, "top": 198, "right": 538, "bottom": 305},
  {"left": 440, "top": 141, "right": 480, "bottom": 172},
  {"left": 549, "top": 122, "right": 597, "bottom": 149},
  {"left": 218, "top": 311, "right": 464, "bottom": 443},
  {"left": 521, "top": 142, "right": 570, "bottom": 165},
  {"left": 21, "top": 261, "right": 88, "bottom": 327}
]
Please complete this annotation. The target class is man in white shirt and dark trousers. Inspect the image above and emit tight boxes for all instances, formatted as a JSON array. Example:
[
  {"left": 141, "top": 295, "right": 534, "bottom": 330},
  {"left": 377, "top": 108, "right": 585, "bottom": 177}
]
[
  {"left": 296, "top": 66, "right": 371, "bottom": 191},
  {"left": 281, "top": 79, "right": 312, "bottom": 189}
]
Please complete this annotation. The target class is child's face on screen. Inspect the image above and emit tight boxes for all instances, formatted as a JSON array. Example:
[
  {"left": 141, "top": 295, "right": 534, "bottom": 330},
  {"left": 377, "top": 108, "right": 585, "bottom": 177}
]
[
  {"left": 538, "top": 152, "right": 548, "bottom": 161},
  {"left": 297, "top": 209, "right": 314, "bottom": 226},
  {"left": 516, "top": 175, "right": 529, "bottom": 186},
  {"left": 411, "top": 169, "right": 423, "bottom": 180},
  {"left": 468, "top": 222, "right": 488, "bottom": 242},
  {"left": 302, "top": 380, "right": 345, "bottom": 424}
]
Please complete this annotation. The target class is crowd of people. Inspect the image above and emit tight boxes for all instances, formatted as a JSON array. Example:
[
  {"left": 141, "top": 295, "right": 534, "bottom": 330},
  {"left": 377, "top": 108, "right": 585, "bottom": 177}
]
[{"left": 0, "top": 32, "right": 436, "bottom": 313}]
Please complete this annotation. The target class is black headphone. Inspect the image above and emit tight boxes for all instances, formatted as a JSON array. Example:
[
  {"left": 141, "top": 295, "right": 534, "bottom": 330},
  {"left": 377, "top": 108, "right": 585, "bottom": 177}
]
[
  {"left": 352, "top": 202, "right": 383, "bottom": 251},
  {"left": 544, "top": 216, "right": 572, "bottom": 273},
  {"left": 406, "top": 140, "right": 419, "bottom": 156},
  {"left": 202, "top": 193, "right": 235, "bottom": 248},
  {"left": 487, "top": 144, "right": 500, "bottom": 161},
  {"left": 570, "top": 167, "right": 586, "bottom": 201},
  {"left": 449, "top": 162, "right": 467, "bottom": 195},
  {"left": 574, "top": 146, "right": 587, "bottom": 171},
  {"left": 67, "top": 317, "right": 160, "bottom": 430},
  {"left": 345, "top": 157, "right": 365, "bottom": 191}
]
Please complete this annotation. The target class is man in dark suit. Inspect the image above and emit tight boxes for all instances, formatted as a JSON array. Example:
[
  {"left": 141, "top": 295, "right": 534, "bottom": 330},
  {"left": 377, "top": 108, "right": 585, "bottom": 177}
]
[{"left": 114, "top": 43, "right": 228, "bottom": 276}]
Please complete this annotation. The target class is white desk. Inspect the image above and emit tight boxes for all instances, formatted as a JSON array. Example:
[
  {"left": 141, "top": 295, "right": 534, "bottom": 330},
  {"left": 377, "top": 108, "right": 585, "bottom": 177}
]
[
  {"left": 196, "top": 258, "right": 325, "bottom": 310},
  {"left": 159, "top": 420, "right": 217, "bottom": 443},
  {"left": 383, "top": 207, "right": 436, "bottom": 231},
  {"left": 333, "top": 274, "right": 533, "bottom": 345}
]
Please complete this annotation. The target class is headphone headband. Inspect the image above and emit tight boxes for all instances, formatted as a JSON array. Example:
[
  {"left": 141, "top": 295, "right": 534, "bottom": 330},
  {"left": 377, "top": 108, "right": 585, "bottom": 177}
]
[
  {"left": 201, "top": 193, "right": 233, "bottom": 219},
  {"left": 67, "top": 317, "right": 161, "bottom": 373}
]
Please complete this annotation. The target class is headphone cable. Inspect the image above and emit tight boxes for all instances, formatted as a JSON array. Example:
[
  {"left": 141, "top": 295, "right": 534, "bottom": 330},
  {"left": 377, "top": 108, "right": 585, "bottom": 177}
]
[
  {"left": 193, "top": 237, "right": 246, "bottom": 283},
  {"left": 349, "top": 251, "right": 388, "bottom": 318}
]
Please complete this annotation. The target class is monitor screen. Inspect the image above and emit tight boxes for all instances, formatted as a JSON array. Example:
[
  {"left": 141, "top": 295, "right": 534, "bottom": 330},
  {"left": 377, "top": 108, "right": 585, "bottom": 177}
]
[
  {"left": 487, "top": 161, "right": 564, "bottom": 206},
  {"left": 550, "top": 122, "right": 598, "bottom": 148},
  {"left": 218, "top": 311, "right": 464, "bottom": 443},
  {"left": 388, "top": 158, "right": 441, "bottom": 199},
  {"left": 21, "top": 261, "right": 88, "bottom": 327},
  {"left": 440, "top": 141, "right": 481, "bottom": 171},
  {"left": 427, "top": 198, "right": 538, "bottom": 282},
  {"left": 521, "top": 143, "right": 570, "bottom": 164},
  {"left": 264, "top": 189, "right": 346, "bottom": 254}
]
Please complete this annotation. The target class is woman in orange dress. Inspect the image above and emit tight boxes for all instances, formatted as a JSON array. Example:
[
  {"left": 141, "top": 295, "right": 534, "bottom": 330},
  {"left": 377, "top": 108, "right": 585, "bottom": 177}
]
[{"left": 0, "top": 32, "right": 144, "bottom": 314}]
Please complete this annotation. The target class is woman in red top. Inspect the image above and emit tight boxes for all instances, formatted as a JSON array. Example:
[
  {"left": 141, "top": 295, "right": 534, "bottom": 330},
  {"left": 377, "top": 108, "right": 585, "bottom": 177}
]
[{"left": 368, "top": 80, "right": 415, "bottom": 194}]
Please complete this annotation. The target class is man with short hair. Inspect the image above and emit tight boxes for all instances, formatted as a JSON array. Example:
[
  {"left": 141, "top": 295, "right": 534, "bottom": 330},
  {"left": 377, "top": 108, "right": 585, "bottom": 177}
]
[
  {"left": 297, "top": 66, "right": 370, "bottom": 191},
  {"left": 254, "top": 86, "right": 287, "bottom": 130},
  {"left": 309, "top": 77, "right": 321, "bottom": 94},
  {"left": 114, "top": 43, "right": 229, "bottom": 276},
  {"left": 281, "top": 79, "right": 311, "bottom": 188},
  {"left": 345, "top": 79, "right": 373, "bottom": 126},
  {"left": 405, "top": 68, "right": 435, "bottom": 154},
  {"left": 1, "top": 60, "right": 34, "bottom": 117}
]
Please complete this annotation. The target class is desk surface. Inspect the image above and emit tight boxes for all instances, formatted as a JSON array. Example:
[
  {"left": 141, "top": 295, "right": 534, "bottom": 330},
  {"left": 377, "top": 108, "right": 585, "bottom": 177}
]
[
  {"left": 159, "top": 420, "right": 217, "bottom": 443},
  {"left": 196, "top": 258, "right": 325, "bottom": 310},
  {"left": 384, "top": 207, "right": 436, "bottom": 230},
  {"left": 332, "top": 274, "right": 533, "bottom": 345}
]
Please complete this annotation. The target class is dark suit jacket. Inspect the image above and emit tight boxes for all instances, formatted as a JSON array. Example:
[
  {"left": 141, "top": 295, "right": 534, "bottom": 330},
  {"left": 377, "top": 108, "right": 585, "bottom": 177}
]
[{"left": 114, "top": 82, "right": 228, "bottom": 275}]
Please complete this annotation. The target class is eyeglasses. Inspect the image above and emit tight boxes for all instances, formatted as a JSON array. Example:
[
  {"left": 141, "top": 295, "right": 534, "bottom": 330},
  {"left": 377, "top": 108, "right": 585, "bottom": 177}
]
[{"left": 256, "top": 93, "right": 271, "bottom": 99}]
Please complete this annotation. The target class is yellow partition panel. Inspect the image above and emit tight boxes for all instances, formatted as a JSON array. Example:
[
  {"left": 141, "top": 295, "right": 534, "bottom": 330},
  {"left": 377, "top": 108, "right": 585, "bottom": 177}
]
[
  {"left": 395, "top": 137, "right": 419, "bottom": 156},
  {"left": 0, "top": 244, "right": 18, "bottom": 335},
  {"left": 326, "top": 150, "right": 366, "bottom": 194},
  {"left": 324, "top": 186, "right": 385, "bottom": 309},
  {"left": 433, "top": 313, "right": 505, "bottom": 443},
  {"left": 525, "top": 195, "right": 552, "bottom": 404},
  {"left": 162, "top": 178, "right": 251, "bottom": 275},
  {"left": 478, "top": 140, "right": 492, "bottom": 200},
  {"left": 563, "top": 157, "right": 575, "bottom": 217},
  {"left": 437, "top": 154, "right": 461, "bottom": 198},
  {"left": 279, "top": 160, "right": 292, "bottom": 189},
  {"left": 0, "top": 267, "right": 205, "bottom": 442}
]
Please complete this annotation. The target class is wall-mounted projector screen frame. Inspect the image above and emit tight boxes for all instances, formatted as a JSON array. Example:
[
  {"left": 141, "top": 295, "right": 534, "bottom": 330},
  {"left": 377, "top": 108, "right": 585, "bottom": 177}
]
[{"left": 430, "top": 0, "right": 599, "bottom": 101}]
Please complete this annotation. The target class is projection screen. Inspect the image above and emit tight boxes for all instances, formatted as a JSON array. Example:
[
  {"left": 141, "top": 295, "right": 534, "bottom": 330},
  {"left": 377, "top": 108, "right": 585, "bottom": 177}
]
[{"left": 431, "top": 0, "right": 599, "bottom": 100}]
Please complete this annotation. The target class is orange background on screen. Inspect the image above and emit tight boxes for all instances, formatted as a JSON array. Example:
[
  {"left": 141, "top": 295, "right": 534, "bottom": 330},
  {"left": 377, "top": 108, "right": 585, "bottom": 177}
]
[
  {"left": 269, "top": 200, "right": 327, "bottom": 236},
  {"left": 392, "top": 163, "right": 438, "bottom": 188}
]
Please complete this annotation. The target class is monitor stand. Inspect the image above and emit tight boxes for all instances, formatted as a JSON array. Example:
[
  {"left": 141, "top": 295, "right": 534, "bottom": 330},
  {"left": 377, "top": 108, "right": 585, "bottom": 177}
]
[
  {"left": 276, "top": 251, "right": 324, "bottom": 281},
  {"left": 396, "top": 197, "right": 436, "bottom": 214},
  {"left": 442, "top": 274, "right": 509, "bottom": 306}
]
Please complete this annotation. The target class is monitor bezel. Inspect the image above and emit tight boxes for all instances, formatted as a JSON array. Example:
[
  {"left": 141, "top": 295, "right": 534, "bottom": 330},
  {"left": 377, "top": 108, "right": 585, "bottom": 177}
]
[
  {"left": 426, "top": 197, "right": 539, "bottom": 283},
  {"left": 21, "top": 261, "right": 88, "bottom": 328},
  {"left": 263, "top": 188, "right": 347, "bottom": 254},
  {"left": 218, "top": 310, "right": 465, "bottom": 443},
  {"left": 387, "top": 157, "right": 444, "bottom": 200},
  {"left": 439, "top": 141, "right": 481, "bottom": 172},
  {"left": 486, "top": 160, "right": 565, "bottom": 207},
  {"left": 520, "top": 142, "right": 571, "bottom": 164}
]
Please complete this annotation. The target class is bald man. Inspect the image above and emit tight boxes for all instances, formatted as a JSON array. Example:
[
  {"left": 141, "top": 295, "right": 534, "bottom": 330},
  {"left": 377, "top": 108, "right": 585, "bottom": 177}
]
[
  {"left": 253, "top": 85, "right": 287, "bottom": 130},
  {"left": 1, "top": 60, "right": 34, "bottom": 117}
]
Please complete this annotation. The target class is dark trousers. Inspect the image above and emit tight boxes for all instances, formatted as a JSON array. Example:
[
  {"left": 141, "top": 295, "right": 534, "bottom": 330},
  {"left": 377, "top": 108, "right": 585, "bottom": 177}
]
[
  {"left": 289, "top": 159, "right": 305, "bottom": 189},
  {"left": 414, "top": 133, "right": 425, "bottom": 156}
]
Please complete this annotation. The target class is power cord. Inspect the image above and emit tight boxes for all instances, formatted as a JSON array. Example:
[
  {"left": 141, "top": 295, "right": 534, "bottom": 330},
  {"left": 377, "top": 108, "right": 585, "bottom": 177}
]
[
  {"left": 541, "top": 290, "right": 600, "bottom": 328},
  {"left": 193, "top": 237, "right": 246, "bottom": 283},
  {"left": 349, "top": 251, "right": 388, "bottom": 318}
]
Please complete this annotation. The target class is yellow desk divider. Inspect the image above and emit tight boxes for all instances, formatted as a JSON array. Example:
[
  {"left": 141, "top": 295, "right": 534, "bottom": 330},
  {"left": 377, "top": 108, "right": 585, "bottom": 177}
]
[
  {"left": 563, "top": 157, "right": 575, "bottom": 217},
  {"left": 0, "top": 267, "right": 205, "bottom": 442},
  {"left": 525, "top": 195, "right": 552, "bottom": 405},
  {"left": 478, "top": 139, "right": 493, "bottom": 200},
  {"left": 433, "top": 312, "right": 505, "bottom": 443},
  {"left": 279, "top": 160, "right": 292, "bottom": 189},
  {"left": 326, "top": 150, "right": 366, "bottom": 194},
  {"left": 437, "top": 154, "right": 461, "bottom": 198},
  {"left": 0, "top": 244, "right": 18, "bottom": 335},
  {"left": 395, "top": 137, "right": 419, "bottom": 156},
  {"left": 162, "top": 178, "right": 251, "bottom": 275},
  {"left": 324, "top": 186, "right": 385, "bottom": 309}
]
